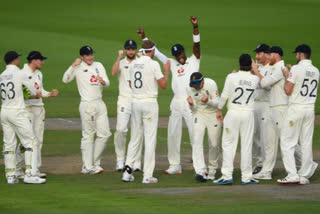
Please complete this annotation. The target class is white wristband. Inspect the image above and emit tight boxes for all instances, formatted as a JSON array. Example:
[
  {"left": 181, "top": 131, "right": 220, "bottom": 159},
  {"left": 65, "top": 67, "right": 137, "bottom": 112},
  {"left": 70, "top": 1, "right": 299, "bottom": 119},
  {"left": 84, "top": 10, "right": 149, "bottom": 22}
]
[
  {"left": 193, "top": 34, "right": 200, "bottom": 43},
  {"left": 143, "top": 37, "right": 149, "bottom": 41}
]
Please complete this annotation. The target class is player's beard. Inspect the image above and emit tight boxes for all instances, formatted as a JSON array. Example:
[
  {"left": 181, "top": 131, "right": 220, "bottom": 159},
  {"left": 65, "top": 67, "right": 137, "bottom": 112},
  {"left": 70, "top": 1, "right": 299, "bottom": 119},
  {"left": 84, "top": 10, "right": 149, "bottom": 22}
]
[{"left": 127, "top": 54, "right": 136, "bottom": 60}]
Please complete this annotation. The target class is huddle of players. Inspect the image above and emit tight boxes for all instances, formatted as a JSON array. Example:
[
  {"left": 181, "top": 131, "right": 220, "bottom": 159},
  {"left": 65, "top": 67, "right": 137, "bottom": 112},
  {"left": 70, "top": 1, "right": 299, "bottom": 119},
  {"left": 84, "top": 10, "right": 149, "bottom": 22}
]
[
  {"left": 1, "top": 16, "right": 318, "bottom": 185},
  {"left": 0, "top": 51, "right": 58, "bottom": 184}
]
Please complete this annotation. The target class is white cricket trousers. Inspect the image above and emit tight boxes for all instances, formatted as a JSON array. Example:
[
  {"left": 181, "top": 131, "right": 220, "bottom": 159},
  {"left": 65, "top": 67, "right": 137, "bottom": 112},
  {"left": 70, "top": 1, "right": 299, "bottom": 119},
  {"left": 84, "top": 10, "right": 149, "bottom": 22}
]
[
  {"left": 114, "top": 96, "right": 142, "bottom": 163},
  {"left": 192, "top": 111, "right": 221, "bottom": 174},
  {"left": 79, "top": 100, "right": 111, "bottom": 170},
  {"left": 221, "top": 110, "right": 254, "bottom": 181},
  {"left": 252, "top": 101, "right": 270, "bottom": 168},
  {"left": 167, "top": 96, "right": 193, "bottom": 167},
  {"left": 125, "top": 98, "right": 158, "bottom": 178},
  {"left": 281, "top": 105, "right": 318, "bottom": 179},
  {"left": 1, "top": 108, "right": 35, "bottom": 177},
  {"left": 261, "top": 105, "right": 302, "bottom": 175}
]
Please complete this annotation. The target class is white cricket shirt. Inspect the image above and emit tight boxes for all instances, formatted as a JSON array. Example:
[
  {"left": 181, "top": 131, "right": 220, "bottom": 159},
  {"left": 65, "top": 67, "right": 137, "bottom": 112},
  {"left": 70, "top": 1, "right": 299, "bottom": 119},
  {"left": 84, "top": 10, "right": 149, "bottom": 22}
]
[
  {"left": 62, "top": 61, "right": 110, "bottom": 101},
  {"left": 187, "top": 78, "right": 219, "bottom": 113},
  {"left": 129, "top": 55, "right": 163, "bottom": 99},
  {"left": 169, "top": 54, "right": 200, "bottom": 97},
  {"left": 0, "top": 65, "right": 37, "bottom": 109},
  {"left": 260, "top": 60, "right": 288, "bottom": 107},
  {"left": 219, "top": 71, "right": 259, "bottom": 111},
  {"left": 22, "top": 64, "right": 50, "bottom": 107},
  {"left": 287, "top": 59, "right": 319, "bottom": 106}
]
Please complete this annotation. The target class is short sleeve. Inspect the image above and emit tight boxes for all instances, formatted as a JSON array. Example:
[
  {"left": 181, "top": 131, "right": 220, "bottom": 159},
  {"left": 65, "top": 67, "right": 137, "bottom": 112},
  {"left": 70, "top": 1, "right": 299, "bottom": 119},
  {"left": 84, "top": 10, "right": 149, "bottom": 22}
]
[
  {"left": 287, "top": 66, "right": 298, "bottom": 84},
  {"left": 153, "top": 61, "right": 164, "bottom": 80}
]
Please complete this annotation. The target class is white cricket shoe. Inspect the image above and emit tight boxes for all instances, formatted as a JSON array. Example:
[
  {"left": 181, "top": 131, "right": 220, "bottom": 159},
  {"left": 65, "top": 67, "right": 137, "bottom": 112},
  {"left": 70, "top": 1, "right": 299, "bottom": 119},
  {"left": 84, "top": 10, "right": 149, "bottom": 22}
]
[
  {"left": 253, "top": 172, "right": 272, "bottom": 180},
  {"left": 35, "top": 170, "right": 47, "bottom": 178},
  {"left": 207, "top": 171, "right": 216, "bottom": 181},
  {"left": 16, "top": 170, "right": 25, "bottom": 179},
  {"left": 142, "top": 177, "right": 158, "bottom": 184},
  {"left": 122, "top": 166, "right": 134, "bottom": 182},
  {"left": 165, "top": 165, "right": 182, "bottom": 175},
  {"left": 24, "top": 175, "right": 46, "bottom": 184},
  {"left": 81, "top": 166, "right": 103, "bottom": 174},
  {"left": 133, "top": 162, "right": 141, "bottom": 172},
  {"left": 299, "top": 177, "right": 310, "bottom": 185},
  {"left": 277, "top": 176, "right": 299, "bottom": 184},
  {"left": 116, "top": 161, "right": 124, "bottom": 172},
  {"left": 7, "top": 176, "right": 19, "bottom": 184}
]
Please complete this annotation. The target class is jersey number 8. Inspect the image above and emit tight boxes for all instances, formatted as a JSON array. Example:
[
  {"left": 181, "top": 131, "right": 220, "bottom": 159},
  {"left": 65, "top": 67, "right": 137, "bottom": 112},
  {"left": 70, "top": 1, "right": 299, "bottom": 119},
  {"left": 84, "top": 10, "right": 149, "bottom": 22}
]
[
  {"left": 134, "top": 71, "right": 143, "bottom": 89},
  {"left": 0, "top": 82, "right": 15, "bottom": 100}
]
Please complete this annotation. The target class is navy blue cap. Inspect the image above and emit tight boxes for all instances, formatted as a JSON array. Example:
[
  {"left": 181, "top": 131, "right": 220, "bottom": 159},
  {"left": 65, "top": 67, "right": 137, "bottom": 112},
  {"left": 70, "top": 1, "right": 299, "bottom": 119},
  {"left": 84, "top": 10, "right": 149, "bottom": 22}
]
[
  {"left": 124, "top": 40, "right": 137, "bottom": 49},
  {"left": 270, "top": 46, "right": 283, "bottom": 57},
  {"left": 80, "top": 46, "right": 94, "bottom": 56},
  {"left": 4, "top": 51, "right": 21, "bottom": 64},
  {"left": 27, "top": 51, "right": 47, "bottom": 61},
  {"left": 254, "top": 44, "right": 270, "bottom": 53},
  {"left": 171, "top": 44, "right": 184, "bottom": 56},
  {"left": 190, "top": 72, "right": 204, "bottom": 88},
  {"left": 293, "top": 44, "right": 311, "bottom": 55}
]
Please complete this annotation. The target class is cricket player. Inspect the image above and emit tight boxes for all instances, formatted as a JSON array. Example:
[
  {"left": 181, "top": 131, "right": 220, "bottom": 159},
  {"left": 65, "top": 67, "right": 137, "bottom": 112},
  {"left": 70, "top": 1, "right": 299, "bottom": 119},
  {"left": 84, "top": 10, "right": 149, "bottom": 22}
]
[
  {"left": 251, "top": 44, "right": 277, "bottom": 176},
  {"left": 62, "top": 45, "right": 111, "bottom": 174},
  {"left": 214, "top": 54, "right": 259, "bottom": 185},
  {"left": 186, "top": 73, "right": 221, "bottom": 182},
  {"left": 137, "top": 16, "right": 200, "bottom": 175},
  {"left": 278, "top": 44, "right": 319, "bottom": 185},
  {"left": 1, "top": 51, "right": 45, "bottom": 184},
  {"left": 16, "top": 51, "right": 59, "bottom": 178},
  {"left": 122, "top": 40, "right": 170, "bottom": 184},
  {"left": 111, "top": 40, "right": 143, "bottom": 172},
  {"left": 252, "top": 46, "right": 301, "bottom": 180}
]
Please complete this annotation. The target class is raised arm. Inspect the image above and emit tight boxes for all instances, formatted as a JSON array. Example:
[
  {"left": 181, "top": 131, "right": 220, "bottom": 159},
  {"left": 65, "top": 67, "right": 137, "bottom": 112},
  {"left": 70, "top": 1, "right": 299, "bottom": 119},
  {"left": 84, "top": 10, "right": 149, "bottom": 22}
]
[
  {"left": 110, "top": 50, "right": 124, "bottom": 76},
  {"left": 191, "top": 16, "right": 200, "bottom": 59},
  {"left": 157, "top": 61, "right": 170, "bottom": 89},
  {"left": 63, "top": 58, "right": 80, "bottom": 83},
  {"left": 137, "top": 28, "right": 169, "bottom": 64}
]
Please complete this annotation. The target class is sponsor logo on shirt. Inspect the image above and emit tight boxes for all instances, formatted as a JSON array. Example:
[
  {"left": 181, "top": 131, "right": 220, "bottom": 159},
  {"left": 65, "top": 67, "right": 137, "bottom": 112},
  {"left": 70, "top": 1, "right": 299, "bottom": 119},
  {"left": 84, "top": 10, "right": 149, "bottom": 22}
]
[{"left": 34, "top": 82, "right": 40, "bottom": 90}]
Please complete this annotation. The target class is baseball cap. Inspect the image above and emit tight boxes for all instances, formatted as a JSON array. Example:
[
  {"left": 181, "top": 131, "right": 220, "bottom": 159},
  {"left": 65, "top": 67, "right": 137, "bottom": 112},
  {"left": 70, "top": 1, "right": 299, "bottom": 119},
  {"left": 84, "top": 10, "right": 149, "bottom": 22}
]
[
  {"left": 4, "top": 51, "right": 21, "bottom": 64},
  {"left": 293, "top": 44, "right": 311, "bottom": 55},
  {"left": 189, "top": 72, "right": 204, "bottom": 88},
  {"left": 80, "top": 45, "right": 94, "bottom": 56},
  {"left": 124, "top": 40, "right": 137, "bottom": 49},
  {"left": 171, "top": 44, "right": 184, "bottom": 56},
  {"left": 270, "top": 46, "right": 283, "bottom": 57},
  {"left": 254, "top": 44, "right": 270, "bottom": 53},
  {"left": 239, "top": 54, "right": 252, "bottom": 67},
  {"left": 27, "top": 51, "right": 47, "bottom": 61}
]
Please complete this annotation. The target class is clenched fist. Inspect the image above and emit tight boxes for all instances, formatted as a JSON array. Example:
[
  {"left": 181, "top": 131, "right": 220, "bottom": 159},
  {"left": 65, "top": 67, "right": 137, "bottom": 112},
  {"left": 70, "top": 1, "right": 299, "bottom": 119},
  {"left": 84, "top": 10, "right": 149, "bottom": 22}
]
[
  {"left": 72, "top": 58, "right": 81, "bottom": 67},
  {"left": 190, "top": 16, "right": 198, "bottom": 26}
]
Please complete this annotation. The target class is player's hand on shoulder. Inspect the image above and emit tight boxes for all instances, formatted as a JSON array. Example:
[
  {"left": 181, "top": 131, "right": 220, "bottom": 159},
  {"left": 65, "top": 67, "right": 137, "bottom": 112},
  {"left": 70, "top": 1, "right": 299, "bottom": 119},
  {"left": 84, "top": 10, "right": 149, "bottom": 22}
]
[
  {"left": 72, "top": 58, "right": 82, "bottom": 68},
  {"left": 232, "top": 69, "right": 238, "bottom": 73},
  {"left": 251, "top": 59, "right": 259, "bottom": 75},
  {"left": 50, "top": 89, "right": 59, "bottom": 97},
  {"left": 137, "top": 28, "right": 146, "bottom": 40},
  {"left": 190, "top": 15, "right": 198, "bottom": 26}
]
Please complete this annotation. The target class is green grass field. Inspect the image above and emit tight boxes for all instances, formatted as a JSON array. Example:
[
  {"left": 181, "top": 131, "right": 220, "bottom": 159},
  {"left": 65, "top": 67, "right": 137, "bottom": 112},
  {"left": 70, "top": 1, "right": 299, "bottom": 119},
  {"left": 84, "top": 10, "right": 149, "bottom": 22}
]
[
  {"left": 1, "top": 0, "right": 320, "bottom": 117},
  {"left": 0, "top": 128, "right": 320, "bottom": 213},
  {"left": 1, "top": 0, "right": 320, "bottom": 213}
]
